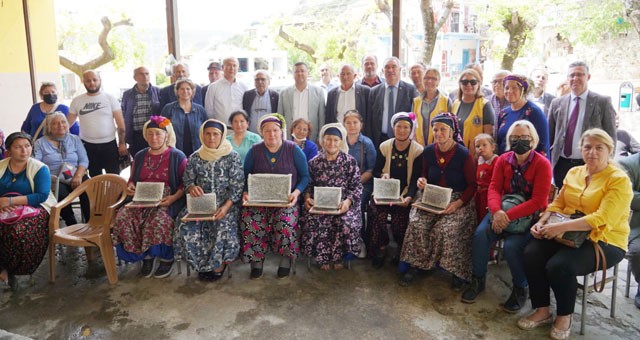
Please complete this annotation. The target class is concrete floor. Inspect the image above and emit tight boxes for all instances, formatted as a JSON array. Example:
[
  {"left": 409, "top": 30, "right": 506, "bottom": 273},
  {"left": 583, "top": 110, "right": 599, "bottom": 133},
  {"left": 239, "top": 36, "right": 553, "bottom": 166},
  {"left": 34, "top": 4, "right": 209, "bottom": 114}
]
[{"left": 1, "top": 246, "right": 639, "bottom": 340}]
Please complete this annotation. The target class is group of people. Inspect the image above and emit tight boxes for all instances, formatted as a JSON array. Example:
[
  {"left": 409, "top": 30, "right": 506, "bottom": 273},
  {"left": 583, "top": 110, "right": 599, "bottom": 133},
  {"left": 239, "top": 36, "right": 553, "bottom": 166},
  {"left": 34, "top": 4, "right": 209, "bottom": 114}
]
[{"left": 1, "top": 56, "right": 639, "bottom": 340}]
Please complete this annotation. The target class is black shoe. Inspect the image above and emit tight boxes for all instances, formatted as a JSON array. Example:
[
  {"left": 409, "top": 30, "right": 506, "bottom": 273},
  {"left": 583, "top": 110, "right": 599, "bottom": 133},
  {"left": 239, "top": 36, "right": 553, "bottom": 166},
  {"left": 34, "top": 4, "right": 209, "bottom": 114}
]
[
  {"left": 199, "top": 271, "right": 223, "bottom": 282},
  {"left": 140, "top": 259, "right": 155, "bottom": 278},
  {"left": 399, "top": 268, "right": 419, "bottom": 287},
  {"left": 461, "top": 276, "right": 486, "bottom": 303},
  {"left": 250, "top": 267, "right": 263, "bottom": 280},
  {"left": 635, "top": 288, "right": 640, "bottom": 309},
  {"left": 451, "top": 276, "right": 466, "bottom": 292},
  {"left": 153, "top": 260, "right": 174, "bottom": 279},
  {"left": 277, "top": 267, "right": 291, "bottom": 279},
  {"left": 503, "top": 286, "right": 528, "bottom": 313},
  {"left": 372, "top": 255, "right": 385, "bottom": 269}
]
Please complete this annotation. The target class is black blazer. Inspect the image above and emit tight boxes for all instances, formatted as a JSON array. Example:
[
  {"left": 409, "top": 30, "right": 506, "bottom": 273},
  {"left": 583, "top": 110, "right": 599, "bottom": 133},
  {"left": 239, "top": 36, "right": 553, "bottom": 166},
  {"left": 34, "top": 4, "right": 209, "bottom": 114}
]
[
  {"left": 365, "top": 80, "right": 418, "bottom": 145},
  {"left": 242, "top": 89, "right": 279, "bottom": 115},
  {"left": 325, "top": 84, "right": 369, "bottom": 124}
]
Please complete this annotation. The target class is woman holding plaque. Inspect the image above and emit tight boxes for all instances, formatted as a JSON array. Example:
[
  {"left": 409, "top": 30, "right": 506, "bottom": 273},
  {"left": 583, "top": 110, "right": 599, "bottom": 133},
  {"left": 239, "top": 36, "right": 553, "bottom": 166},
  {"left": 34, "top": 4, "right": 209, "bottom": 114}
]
[
  {"left": 174, "top": 119, "right": 244, "bottom": 282},
  {"left": 241, "top": 113, "right": 310, "bottom": 279},
  {"left": 518, "top": 129, "right": 631, "bottom": 340},
  {"left": 33, "top": 112, "right": 90, "bottom": 225},
  {"left": 461, "top": 120, "right": 551, "bottom": 312},
  {"left": 368, "top": 112, "right": 423, "bottom": 269},
  {"left": 301, "top": 123, "right": 362, "bottom": 270},
  {"left": 399, "top": 112, "right": 477, "bottom": 291},
  {"left": 112, "top": 116, "right": 187, "bottom": 279}
]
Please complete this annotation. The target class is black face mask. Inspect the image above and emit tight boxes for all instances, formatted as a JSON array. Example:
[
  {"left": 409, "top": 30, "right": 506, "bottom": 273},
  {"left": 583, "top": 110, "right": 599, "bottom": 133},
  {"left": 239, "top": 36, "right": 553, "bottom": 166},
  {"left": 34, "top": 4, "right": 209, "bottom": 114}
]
[
  {"left": 43, "top": 94, "right": 57, "bottom": 105},
  {"left": 510, "top": 139, "right": 532, "bottom": 155}
]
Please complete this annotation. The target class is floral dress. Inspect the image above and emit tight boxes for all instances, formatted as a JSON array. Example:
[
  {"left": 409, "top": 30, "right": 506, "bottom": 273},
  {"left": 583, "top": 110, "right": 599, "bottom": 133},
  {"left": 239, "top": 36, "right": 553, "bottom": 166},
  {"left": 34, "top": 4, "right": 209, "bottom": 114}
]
[
  {"left": 174, "top": 152, "right": 244, "bottom": 272},
  {"left": 301, "top": 152, "right": 362, "bottom": 265}
]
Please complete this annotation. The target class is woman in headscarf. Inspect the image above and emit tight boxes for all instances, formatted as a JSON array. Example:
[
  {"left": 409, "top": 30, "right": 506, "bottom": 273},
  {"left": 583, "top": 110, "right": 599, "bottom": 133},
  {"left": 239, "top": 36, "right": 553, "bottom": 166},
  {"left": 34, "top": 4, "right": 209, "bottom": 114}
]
[
  {"left": 174, "top": 119, "right": 244, "bottom": 281},
  {"left": 111, "top": 116, "right": 187, "bottom": 279},
  {"left": 368, "top": 112, "right": 423, "bottom": 269},
  {"left": 399, "top": 112, "right": 477, "bottom": 291},
  {"left": 241, "top": 114, "right": 310, "bottom": 279},
  {"left": 301, "top": 123, "right": 362, "bottom": 270}
]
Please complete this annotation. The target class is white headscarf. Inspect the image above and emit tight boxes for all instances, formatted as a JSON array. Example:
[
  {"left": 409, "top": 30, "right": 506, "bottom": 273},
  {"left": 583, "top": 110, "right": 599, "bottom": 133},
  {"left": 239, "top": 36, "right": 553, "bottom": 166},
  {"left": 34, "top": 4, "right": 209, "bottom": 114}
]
[{"left": 319, "top": 123, "right": 348, "bottom": 154}]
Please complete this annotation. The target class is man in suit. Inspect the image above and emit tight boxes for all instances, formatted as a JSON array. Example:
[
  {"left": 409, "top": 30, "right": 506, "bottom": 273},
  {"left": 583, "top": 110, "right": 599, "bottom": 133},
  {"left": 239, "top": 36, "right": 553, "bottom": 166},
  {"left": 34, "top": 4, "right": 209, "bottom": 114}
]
[
  {"left": 548, "top": 61, "right": 617, "bottom": 187},
  {"left": 530, "top": 68, "right": 556, "bottom": 117},
  {"left": 325, "top": 63, "right": 369, "bottom": 124},
  {"left": 243, "top": 70, "right": 279, "bottom": 133},
  {"left": 158, "top": 63, "right": 204, "bottom": 112},
  {"left": 365, "top": 57, "right": 418, "bottom": 146},
  {"left": 277, "top": 62, "right": 325, "bottom": 141},
  {"left": 618, "top": 152, "right": 640, "bottom": 309}
]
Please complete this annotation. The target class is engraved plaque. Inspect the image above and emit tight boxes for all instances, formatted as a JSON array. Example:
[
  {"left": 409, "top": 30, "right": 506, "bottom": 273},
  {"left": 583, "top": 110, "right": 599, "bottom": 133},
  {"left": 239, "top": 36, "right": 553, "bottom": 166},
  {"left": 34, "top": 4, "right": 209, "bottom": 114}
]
[
  {"left": 246, "top": 173, "right": 291, "bottom": 205},
  {"left": 314, "top": 187, "right": 341, "bottom": 209},
  {"left": 127, "top": 182, "right": 164, "bottom": 208},
  {"left": 413, "top": 183, "right": 452, "bottom": 214}
]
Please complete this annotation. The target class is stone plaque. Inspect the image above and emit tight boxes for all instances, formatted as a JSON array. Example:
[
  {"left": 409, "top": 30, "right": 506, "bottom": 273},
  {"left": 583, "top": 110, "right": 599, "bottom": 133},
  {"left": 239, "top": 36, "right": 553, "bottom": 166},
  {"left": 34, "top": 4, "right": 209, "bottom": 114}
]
[
  {"left": 314, "top": 186, "right": 342, "bottom": 209},
  {"left": 247, "top": 173, "right": 291, "bottom": 204}
]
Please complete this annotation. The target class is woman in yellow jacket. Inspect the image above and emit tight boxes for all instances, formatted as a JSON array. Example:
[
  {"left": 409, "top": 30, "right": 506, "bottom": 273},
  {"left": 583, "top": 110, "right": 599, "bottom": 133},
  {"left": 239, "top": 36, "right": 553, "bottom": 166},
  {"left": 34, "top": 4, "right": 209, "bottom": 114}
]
[
  {"left": 518, "top": 129, "right": 632, "bottom": 340},
  {"left": 412, "top": 68, "right": 451, "bottom": 146}
]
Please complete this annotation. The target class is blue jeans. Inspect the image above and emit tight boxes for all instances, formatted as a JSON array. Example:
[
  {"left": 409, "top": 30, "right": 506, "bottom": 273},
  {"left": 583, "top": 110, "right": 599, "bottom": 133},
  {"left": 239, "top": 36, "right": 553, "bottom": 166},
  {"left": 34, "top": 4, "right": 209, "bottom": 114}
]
[{"left": 471, "top": 214, "right": 530, "bottom": 287}]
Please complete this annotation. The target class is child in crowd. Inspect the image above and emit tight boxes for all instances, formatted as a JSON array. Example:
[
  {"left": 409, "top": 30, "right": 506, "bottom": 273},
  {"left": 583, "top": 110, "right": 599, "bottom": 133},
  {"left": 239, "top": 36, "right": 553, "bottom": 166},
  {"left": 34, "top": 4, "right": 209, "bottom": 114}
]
[{"left": 474, "top": 133, "right": 497, "bottom": 222}]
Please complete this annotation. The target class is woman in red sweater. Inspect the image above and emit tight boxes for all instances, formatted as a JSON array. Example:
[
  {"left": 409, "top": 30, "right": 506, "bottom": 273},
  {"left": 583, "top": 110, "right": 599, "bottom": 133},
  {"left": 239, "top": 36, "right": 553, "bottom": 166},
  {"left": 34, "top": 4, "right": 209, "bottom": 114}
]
[{"left": 461, "top": 120, "right": 552, "bottom": 312}]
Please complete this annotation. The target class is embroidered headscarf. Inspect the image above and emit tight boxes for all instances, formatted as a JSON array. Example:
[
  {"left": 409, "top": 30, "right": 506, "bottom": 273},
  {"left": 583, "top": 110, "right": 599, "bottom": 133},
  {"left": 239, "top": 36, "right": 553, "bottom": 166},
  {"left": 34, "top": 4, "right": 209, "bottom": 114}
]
[
  {"left": 258, "top": 113, "right": 287, "bottom": 139},
  {"left": 196, "top": 119, "right": 233, "bottom": 161},
  {"left": 391, "top": 112, "right": 417, "bottom": 140},
  {"left": 319, "top": 123, "right": 348, "bottom": 153},
  {"left": 431, "top": 112, "right": 463, "bottom": 144},
  {"left": 143, "top": 115, "right": 176, "bottom": 147},
  {"left": 502, "top": 74, "right": 529, "bottom": 93}
]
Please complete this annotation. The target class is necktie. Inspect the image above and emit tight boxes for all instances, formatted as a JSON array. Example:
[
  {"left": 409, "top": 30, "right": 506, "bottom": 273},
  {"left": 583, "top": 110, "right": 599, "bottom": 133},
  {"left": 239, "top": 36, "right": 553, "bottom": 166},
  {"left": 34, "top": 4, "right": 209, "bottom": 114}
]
[
  {"left": 387, "top": 86, "right": 395, "bottom": 137},
  {"left": 564, "top": 97, "right": 580, "bottom": 157}
]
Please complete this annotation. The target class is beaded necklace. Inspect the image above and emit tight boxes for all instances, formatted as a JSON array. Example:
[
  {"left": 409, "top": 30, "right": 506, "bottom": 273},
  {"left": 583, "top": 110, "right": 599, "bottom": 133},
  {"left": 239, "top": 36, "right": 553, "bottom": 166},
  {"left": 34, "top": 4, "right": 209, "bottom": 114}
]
[{"left": 145, "top": 149, "right": 166, "bottom": 171}]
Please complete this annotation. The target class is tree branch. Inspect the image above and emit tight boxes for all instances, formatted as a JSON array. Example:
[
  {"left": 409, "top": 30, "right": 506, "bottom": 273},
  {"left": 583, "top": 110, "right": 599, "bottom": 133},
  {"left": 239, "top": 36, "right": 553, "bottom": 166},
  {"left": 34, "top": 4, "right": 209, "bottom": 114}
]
[
  {"left": 435, "top": 0, "right": 455, "bottom": 31},
  {"left": 278, "top": 25, "right": 317, "bottom": 63}
]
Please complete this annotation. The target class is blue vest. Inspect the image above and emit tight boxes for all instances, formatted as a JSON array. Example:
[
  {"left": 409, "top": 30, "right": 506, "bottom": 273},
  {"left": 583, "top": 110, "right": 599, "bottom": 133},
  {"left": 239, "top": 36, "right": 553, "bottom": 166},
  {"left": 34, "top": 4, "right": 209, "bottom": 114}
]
[{"left": 424, "top": 143, "right": 469, "bottom": 193}]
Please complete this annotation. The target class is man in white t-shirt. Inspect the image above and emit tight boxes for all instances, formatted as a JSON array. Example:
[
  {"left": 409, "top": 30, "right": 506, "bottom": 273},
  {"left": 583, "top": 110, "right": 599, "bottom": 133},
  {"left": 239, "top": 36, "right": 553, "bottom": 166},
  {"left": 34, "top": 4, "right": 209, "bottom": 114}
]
[{"left": 68, "top": 70, "right": 127, "bottom": 176}]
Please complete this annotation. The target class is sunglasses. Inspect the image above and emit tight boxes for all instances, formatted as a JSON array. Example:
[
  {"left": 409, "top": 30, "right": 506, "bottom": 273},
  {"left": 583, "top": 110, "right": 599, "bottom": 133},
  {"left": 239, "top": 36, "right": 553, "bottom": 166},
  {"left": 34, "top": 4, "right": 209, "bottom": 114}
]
[{"left": 460, "top": 79, "right": 479, "bottom": 86}]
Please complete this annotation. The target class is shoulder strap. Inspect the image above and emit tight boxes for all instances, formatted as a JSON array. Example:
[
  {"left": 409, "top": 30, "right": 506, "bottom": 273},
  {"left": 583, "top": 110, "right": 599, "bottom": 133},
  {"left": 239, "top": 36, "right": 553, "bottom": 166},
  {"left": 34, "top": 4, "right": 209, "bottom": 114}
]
[
  {"left": 592, "top": 241, "right": 607, "bottom": 293},
  {"left": 33, "top": 103, "right": 60, "bottom": 140}
]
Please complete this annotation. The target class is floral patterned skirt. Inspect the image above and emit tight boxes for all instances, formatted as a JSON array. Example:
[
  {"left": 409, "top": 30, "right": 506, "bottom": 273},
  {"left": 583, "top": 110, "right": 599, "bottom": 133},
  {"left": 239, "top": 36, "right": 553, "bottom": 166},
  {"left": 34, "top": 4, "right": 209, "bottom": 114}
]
[
  {"left": 111, "top": 206, "right": 175, "bottom": 257},
  {"left": 240, "top": 205, "right": 299, "bottom": 262},
  {"left": 300, "top": 207, "right": 362, "bottom": 265},
  {"left": 400, "top": 192, "right": 477, "bottom": 281},
  {"left": 174, "top": 207, "right": 240, "bottom": 272},
  {"left": 0, "top": 207, "right": 49, "bottom": 275}
]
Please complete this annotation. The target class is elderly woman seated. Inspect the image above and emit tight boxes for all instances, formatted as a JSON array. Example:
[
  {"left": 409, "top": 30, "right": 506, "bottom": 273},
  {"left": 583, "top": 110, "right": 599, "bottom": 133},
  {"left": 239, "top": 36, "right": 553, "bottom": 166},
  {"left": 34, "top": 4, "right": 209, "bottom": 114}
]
[
  {"left": 33, "top": 112, "right": 90, "bottom": 225},
  {"left": 399, "top": 112, "right": 477, "bottom": 290},
  {"left": 1, "top": 132, "right": 56, "bottom": 288},
  {"left": 518, "top": 129, "right": 632, "bottom": 340},
  {"left": 461, "top": 120, "right": 552, "bottom": 312},
  {"left": 368, "top": 112, "right": 423, "bottom": 269},
  {"left": 301, "top": 123, "right": 362, "bottom": 270},
  {"left": 175, "top": 119, "right": 244, "bottom": 282},
  {"left": 241, "top": 114, "right": 310, "bottom": 279},
  {"left": 112, "top": 116, "right": 187, "bottom": 279}
]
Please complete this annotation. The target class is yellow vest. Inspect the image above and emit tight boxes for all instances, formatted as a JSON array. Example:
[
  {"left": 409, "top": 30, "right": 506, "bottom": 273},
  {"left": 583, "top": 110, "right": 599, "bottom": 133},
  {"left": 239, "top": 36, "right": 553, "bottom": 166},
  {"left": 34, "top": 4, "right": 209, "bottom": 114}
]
[
  {"left": 452, "top": 97, "right": 487, "bottom": 157},
  {"left": 412, "top": 94, "right": 450, "bottom": 146}
]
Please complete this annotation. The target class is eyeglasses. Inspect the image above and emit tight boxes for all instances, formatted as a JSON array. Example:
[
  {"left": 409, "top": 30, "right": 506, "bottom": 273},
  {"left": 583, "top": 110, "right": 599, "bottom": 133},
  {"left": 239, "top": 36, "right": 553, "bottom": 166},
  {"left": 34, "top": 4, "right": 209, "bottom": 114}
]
[
  {"left": 568, "top": 72, "right": 586, "bottom": 79},
  {"left": 460, "top": 79, "right": 478, "bottom": 86},
  {"left": 492, "top": 79, "right": 504, "bottom": 85},
  {"left": 255, "top": 78, "right": 267, "bottom": 82},
  {"left": 509, "top": 135, "right": 532, "bottom": 142},
  {"left": 424, "top": 76, "right": 439, "bottom": 81}
]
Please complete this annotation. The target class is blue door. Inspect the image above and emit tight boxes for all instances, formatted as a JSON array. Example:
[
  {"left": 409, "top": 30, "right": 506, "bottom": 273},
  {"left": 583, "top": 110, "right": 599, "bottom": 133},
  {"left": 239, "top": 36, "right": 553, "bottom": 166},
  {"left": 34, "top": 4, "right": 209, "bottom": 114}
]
[{"left": 462, "top": 49, "right": 470, "bottom": 67}]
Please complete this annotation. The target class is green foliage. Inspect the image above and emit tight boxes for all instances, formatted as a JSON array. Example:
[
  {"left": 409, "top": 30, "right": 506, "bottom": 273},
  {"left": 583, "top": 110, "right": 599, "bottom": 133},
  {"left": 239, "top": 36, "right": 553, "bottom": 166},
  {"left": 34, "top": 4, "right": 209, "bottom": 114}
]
[
  {"left": 556, "top": 0, "right": 631, "bottom": 45},
  {"left": 109, "top": 28, "right": 146, "bottom": 70}
]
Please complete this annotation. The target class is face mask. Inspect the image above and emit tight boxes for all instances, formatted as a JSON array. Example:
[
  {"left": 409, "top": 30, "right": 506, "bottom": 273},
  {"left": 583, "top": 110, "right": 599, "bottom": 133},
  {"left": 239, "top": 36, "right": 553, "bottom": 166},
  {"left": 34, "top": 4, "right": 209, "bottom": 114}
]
[
  {"left": 43, "top": 94, "right": 57, "bottom": 104},
  {"left": 510, "top": 139, "right": 532, "bottom": 155}
]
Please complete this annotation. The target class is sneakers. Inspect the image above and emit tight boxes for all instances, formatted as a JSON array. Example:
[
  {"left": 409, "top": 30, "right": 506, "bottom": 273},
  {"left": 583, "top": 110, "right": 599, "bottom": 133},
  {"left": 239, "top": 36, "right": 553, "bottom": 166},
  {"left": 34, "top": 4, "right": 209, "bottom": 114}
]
[
  {"left": 139, "top": 258, "right": 155, "bottom": 278},
  {"left": 503, "top": 286, "right": 528, "bottom": 313},
  {"left": 461, "top": 276, "right": 486, "bottom": 303},
  {"left": 153, "top": 260, "right": 174, "bottom": 279},
  {"left": 399, "top": 267, "right": 419, "bottom": 287},
  {"left": 451, "top": 276, "right": 466, "bottom": 292}
]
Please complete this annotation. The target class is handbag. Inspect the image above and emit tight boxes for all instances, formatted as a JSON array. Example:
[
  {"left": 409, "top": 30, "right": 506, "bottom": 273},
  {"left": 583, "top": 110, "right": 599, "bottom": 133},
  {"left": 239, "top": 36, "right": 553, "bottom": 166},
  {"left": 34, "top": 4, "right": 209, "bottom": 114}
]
[
  {"left": 546, "top": 211, "right": 607, "bottom": 292},
  {"left": 119, "top": 154, "right": 133, "bottom": 172},
  {"left": 0, "top": 192, "right": 40, "bottom": 224},
  {"left": 489, "top": 193, "right": 534, "bottom": 234}
]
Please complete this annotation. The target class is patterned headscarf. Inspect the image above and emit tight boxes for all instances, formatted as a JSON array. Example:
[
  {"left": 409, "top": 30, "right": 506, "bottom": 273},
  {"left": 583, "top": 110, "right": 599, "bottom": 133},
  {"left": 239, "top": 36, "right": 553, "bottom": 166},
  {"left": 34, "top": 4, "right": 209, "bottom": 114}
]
[
  {"left": 319, "top": 123, "right": 348, "bottom": 153},
  {"left": 431, "top": 112, "right": 463, "bottom": 144},
  {"left": 196, "top": 119, "right": 234, "bottom": 161},
  {"left": 258, "top": 113, "right": 287, "bottom": 139},
  {"left": 391, "top": 112, "right": 417, "bottom": 140},
  {"left": 502, "top": 75, "right": 529, "bottom": 93},
  {"left": 143, "top": 116, "right": 176, "bottom": 147}
]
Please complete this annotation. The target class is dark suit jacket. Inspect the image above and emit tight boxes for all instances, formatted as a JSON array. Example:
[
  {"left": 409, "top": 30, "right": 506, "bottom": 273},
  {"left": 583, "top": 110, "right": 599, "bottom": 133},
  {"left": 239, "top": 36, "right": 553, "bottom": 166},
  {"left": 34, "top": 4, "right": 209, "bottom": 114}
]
[
  {"left": 538, "top": 92, "right": 556, "bottom": 117},
  {"left": 242, "top": 89, "right": 279, "bottom": 115},
  {"left": 158, "top": 83, "right": 204, "bottom": 114},
  {"left": 365, "top": 80, "right": 418, "bottom": 145},
  {"left": 548, "top": 90, "right": 617, "bottom": 168},
  {"left": 325, "top": 84, "right": 369, "bottom": 124}
]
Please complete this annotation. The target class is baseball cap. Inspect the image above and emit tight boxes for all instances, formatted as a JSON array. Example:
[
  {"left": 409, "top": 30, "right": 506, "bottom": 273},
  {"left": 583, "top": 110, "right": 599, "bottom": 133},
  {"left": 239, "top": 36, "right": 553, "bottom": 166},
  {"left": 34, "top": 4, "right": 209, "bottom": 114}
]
[{"left": 207, "top": 62, "right": 221, "bottom": 70}]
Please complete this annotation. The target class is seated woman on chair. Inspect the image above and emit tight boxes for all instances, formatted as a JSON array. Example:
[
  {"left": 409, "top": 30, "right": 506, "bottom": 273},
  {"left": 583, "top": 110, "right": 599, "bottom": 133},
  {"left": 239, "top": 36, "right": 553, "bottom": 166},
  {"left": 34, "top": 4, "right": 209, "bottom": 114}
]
[
  {"left": 518, "top": 128, "right": 632, "bottom": 340},
  {"left": 33, "top": 112, "right": 90, "bottom": 225},
  {"left": 112, "top": 116, "right": 187, "bottom": 279},
  {"left": 0, "top": 132, "right": 56, "bottom": 288},
  {"left": 301, "top": 123, "right": 362, "bottom": 270},
  {"left": 174, "top": 119, "right": 244, "bottom": 281}
]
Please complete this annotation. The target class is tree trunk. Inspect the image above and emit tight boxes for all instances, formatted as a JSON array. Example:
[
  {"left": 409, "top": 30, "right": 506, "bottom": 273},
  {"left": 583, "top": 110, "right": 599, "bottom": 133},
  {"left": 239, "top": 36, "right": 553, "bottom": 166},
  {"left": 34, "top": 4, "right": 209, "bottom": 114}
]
[
  {"left": 421, "top": 0, "right": 454, "bottom": 66},
  {"left": 59, "top": 17, "right": 132, "bottom": 78},
  {"left": 624, "top": 0, "right": 640, "bottom": 40},
  {"left": 500, "top": 11, "right": 531, "bottom": 71}
]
